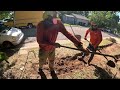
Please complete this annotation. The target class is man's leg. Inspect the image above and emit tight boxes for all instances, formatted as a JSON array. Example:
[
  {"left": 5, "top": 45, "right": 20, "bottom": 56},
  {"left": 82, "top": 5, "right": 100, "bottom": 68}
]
[
  {"left": 78, "top": 44, "right": 91, "bottom": 61},
  {"left": 78, "top": 52, "right": 86, "bottom": 61},
  {"left": 38, "top": 49, "right": 48, "bottom": 79},
  {"left": 48, "top": 50, "right": 58, "bottom": 79},
  {"left": 86, "top": 44, "right": 96, "bottom": 65},
  {"left": 38, "top": 49, "right": 48, "bottom": 70},
  {"left": 48, "top": 50, "right": 55, "bottom": 71},
  {"left": 88, "top": 51, "right": 95, "bottom": 65},
  {"left": 88, "top": 48, "right": 97, "bottom": 65}
]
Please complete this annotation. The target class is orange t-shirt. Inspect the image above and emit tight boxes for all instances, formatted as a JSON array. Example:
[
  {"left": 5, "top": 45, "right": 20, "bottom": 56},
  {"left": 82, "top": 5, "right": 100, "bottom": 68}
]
[{"left": 85, "top": 29, "right": 102, "bottom": 48}]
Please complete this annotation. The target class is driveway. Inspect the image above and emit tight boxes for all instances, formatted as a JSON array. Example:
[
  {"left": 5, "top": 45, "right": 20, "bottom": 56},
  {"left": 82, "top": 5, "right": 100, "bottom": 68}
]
[
  {"left": 21, "top": 26, "right": 115, "bottom": 41},
  {"left": 57, "top": 26, "right": 115, "bottom": 40}
]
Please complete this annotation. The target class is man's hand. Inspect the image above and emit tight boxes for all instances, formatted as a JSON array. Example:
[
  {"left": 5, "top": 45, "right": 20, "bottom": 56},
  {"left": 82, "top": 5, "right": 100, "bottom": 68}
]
[
  {"left": 84, "top": 37, "right": 87, "bottom": 40},
  {"left": 81, "top": 47, "right": 89, "bottom": 56},
  {"left": 54, "top": 43, "right": 61, "bottom": 48},
  {"left": 75, "top": 44, "right": 89, "bottom": 56},
  {"left": 74, "top": 42, "right": 83, "bottom": 48},
  {"left": 76, "top": 44, "right": 83, "bottom": 50}
]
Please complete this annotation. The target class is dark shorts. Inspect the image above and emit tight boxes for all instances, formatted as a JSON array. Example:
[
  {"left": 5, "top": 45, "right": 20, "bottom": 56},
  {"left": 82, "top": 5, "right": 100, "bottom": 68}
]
[{"left": 87, "top": 44, "right": 98, "bottom": 51}]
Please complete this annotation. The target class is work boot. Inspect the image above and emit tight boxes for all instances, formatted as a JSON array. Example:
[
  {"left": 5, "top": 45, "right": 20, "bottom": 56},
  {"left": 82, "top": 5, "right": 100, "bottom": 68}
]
[
  {"left": 85, "top": 62, "right": 91, "bottom": 67},
  {"left": 78, "top": 56, "right": 84, "bottom": 61},
  {"left": 38, "top": 68, "right": 47, "bottom": 79},
  {"left": 77, "top": 53, "right": 85, "bottom": 61},
  {"left": 77, "top": 56, "right": 87, "bottom": 64},
  {"left": 50, "top": 70, "right": 58, "bottom": 79}
]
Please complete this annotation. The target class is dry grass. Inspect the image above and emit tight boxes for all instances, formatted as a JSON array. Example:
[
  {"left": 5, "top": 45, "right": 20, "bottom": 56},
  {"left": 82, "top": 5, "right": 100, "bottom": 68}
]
[
  {"left": 99, "top": 39, "right": 113, "bottom": 46},
  {"left": 105, "top": 37, "right": 117, "bottom": 43}
]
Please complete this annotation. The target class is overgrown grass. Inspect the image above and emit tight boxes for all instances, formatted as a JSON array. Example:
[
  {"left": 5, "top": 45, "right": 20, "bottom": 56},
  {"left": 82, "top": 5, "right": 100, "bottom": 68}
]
[{"left": 99, "top": 39, "right": 113, "bottom": 46}]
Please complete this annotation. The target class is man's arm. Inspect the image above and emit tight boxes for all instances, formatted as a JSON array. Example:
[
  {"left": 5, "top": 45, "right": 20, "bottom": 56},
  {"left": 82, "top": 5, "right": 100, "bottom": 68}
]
[
  {"left": 58, "top": 20, "right": 89, "bottom": 54},
  {"left": 58, "top": 21, "right": 82, "bottom": 46},
  {"left": 84, "top": 29, "right": 90, "bottom": 40},
  {"left": 36, "top": 23, "right": 43, "bottom": 45}
]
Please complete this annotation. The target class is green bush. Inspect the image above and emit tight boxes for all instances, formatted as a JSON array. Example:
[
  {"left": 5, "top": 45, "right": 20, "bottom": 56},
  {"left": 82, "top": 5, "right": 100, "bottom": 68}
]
[{"left": 0, "top": 52, "right": 8, "bottom": 62}]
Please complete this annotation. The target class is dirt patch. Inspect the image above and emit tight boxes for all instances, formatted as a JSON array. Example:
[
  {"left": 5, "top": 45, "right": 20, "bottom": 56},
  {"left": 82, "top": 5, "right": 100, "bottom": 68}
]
[{"left": 1, "top": 43, "right": 120, "bottom": 79}]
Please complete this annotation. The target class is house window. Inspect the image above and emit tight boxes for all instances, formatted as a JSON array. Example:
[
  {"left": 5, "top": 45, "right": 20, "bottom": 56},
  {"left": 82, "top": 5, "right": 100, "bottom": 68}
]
[{"left": 79, "top": 22, "right": 82, "bottom": 25}]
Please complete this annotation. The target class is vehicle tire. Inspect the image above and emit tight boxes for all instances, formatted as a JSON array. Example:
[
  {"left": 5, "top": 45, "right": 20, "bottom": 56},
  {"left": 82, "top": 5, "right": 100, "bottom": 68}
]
[
  {"left": 2, "top": 41, "right": 13, "bottom": 49},
  {"left": 27, "top": 23, "right": 33, "bottom": 28}
]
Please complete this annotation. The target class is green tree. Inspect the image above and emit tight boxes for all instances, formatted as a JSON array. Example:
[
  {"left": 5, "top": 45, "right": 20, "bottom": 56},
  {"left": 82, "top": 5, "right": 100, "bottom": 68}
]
[
  {"left": 117, "top": 23, "right": 120, "bottom": 33},
  {"left": 0, "top": 11, "right": 12, "bottom": 19},
  {"left": 88, "top": 11, "right": 119, "bottom": 29}
]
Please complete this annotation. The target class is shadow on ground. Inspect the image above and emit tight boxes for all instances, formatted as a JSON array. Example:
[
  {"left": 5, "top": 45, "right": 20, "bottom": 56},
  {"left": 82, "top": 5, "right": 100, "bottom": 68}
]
[
  {"left": 0, "top": 57, "right": 18, "bottom": 79},
  {"left": 0, "top": 38, "right": 25, "bottom": 57},
  {"left": 0, "top": 38, "right": 25, "bottom": 79},
  {"left": 91, "top": 64, "right": 113, "bottom": 79}
]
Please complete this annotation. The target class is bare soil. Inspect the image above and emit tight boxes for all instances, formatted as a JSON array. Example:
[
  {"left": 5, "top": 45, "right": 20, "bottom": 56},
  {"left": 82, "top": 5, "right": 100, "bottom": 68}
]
[{"left": 1, "top": 43, "right": 120, "bottom": 79}]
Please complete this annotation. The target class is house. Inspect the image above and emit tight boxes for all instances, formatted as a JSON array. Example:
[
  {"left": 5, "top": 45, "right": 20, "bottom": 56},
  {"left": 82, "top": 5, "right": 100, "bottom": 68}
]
[
  {"left": 72, "top": 13, "right": 89, "bottom": 26},
  {"left": 61, "top": 13, "right": 89, "bottom": 26},
  {"left": 62, "top": 14, "right": 75, "bottom": 25}
]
